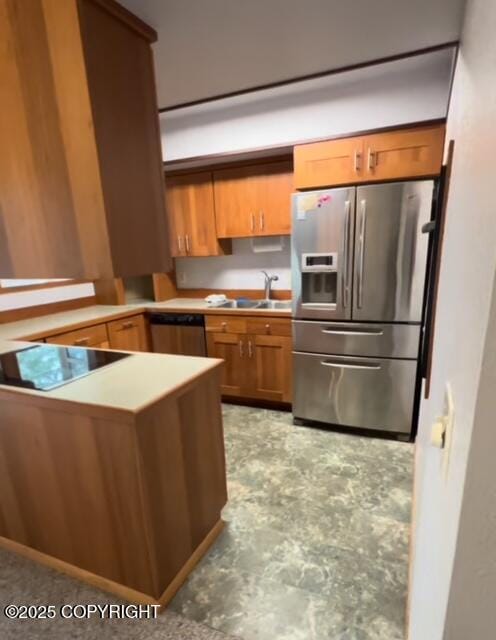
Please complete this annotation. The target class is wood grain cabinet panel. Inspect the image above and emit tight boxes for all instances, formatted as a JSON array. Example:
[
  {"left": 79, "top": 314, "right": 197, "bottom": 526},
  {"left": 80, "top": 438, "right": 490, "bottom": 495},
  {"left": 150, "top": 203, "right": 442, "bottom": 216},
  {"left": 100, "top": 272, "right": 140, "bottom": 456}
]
[
  {"left": 206, "top": 332, "right": 246, "bottom": 397},
  {"left": 165, "top": 173, "right": 231, "bottom": 257},
  {"left": 107, "top": 315, "right": 149, "bottom": 352},
  {"left": 0, "top": 0, "right": 170, "bottom": 279},
  {"left": 294, "top": 137, "right": 364, "bottom": 189},
  {"left": 213, "top": 161, "right": 293, "bottom": 238},
  {"left": 205, "top": 315, "right": 292, "bottom": 403},
  {"left": 249, "top": 335, "right": 292, "bottom": 403},
  {"left": 46, "top": 323, "right": 110, "bottom": 349},
  {"left": 293, "top": 124, "right": 445, "bottom": 190},
  {"left": 362, "top": 125, "right": 445, "bottom": 181}
]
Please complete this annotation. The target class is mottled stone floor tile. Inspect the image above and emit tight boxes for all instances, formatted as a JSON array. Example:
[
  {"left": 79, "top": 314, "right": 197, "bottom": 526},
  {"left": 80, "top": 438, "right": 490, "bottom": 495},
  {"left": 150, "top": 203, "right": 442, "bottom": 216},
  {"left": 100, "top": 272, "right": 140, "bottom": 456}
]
[{"left": 170, "top": 404, "right": 413, "bottom": 640}]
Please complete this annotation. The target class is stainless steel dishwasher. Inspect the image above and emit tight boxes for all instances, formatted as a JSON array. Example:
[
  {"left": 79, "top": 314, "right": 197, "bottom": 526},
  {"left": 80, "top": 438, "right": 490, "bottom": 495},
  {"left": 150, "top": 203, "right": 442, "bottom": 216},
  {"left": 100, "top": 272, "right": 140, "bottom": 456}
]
[{"left": 149, "top": 313, "right": 207, "bottom": 357}]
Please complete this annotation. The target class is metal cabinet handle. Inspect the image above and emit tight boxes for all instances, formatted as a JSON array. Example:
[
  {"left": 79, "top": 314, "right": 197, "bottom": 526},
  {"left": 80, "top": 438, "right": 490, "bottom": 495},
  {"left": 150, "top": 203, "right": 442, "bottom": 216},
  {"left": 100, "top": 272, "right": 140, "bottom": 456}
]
[
  {"left": 185, "top": 234, "right": 190, "bottom": 253},
  {"left": 259, "top": 211, "right": 264, "bottom": 231},
  {"left": 354, "top": 150, "right": 361, "bottom": 172},
  {"left": 342, "top": 200, "right": 350, "bottom": 308},
  {"left": 320, "top": 360, "right": 381, "bottom": 371},
  {"left": 357, "top": 200, "right": 366, "bottom": 309},
  {"left": 177, "top": 235, "right": 183, "bottom": 253},
  {"left": 248, "top": 340, "right": 253, "bottom": 358},
  {"left": 74, "top": 337, "right": 90, "bottom": 345},
  {"left": 221, "top": 321, "right": 227, "bottom": 331},
  {"left": 250, "top": 214, "right": 255, "bottom": 233},
  {"left": 239, "top": 340, "right": 244, "bottom": 357},
  {"left": 367, "top": 148, "right": 376, "bottom": 170}
]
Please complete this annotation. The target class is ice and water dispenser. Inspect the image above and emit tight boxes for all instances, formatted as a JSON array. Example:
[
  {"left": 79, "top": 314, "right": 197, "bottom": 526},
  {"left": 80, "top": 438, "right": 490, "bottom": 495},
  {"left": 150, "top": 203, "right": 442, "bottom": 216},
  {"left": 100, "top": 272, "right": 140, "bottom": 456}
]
[{"left": 301, "top": 252, "right": 338, "bottom": 306}]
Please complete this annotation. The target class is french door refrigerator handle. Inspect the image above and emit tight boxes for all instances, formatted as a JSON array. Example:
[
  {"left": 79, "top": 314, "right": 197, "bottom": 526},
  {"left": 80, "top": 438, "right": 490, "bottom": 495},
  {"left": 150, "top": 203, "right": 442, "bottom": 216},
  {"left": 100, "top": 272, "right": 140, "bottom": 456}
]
[
  {"left": 357, "top": 199, "right": 367, "bottom": 309},
  {"left": 320, "top": 360, "right": 381, "bottom": 371},
  {"left": 342, "top": 200, "right": 350, "bottom": 308}
]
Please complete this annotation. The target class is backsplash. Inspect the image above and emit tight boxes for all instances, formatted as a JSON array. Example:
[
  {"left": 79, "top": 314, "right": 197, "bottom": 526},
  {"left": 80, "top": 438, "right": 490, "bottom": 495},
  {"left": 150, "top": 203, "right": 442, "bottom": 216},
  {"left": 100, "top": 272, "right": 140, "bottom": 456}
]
[{"left": 175, "top": 238, "right": 291, "bottom": 290}]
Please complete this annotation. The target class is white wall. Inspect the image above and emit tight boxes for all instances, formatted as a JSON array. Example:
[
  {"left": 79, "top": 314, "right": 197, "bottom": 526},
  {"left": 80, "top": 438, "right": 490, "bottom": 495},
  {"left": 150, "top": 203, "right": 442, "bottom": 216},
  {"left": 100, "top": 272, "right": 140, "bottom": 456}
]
[
  {"left": 175, "top": 238, "right": 291, "bottom": 291},
  {"left": 119, "top": 0, "right": 464, "bottom": 108},
  {"left": 409, "top": 0, "right": 496, "bottom": 638},
  {"left": 0, "top": 283, "right": 95, "bottom": 312},
  {"left": 161, "top": 49, "right": 454, "bottom": 161},
  {"left": 442, "top": 277, "right": 496, "bottom": 638}
]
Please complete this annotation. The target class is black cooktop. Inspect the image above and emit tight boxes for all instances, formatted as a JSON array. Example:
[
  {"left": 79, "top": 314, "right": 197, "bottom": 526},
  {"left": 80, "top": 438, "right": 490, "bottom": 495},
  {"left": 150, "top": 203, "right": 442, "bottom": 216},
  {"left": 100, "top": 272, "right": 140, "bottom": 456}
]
[{"left": 0, "top": 345, "right": 131, "bottom": 391}]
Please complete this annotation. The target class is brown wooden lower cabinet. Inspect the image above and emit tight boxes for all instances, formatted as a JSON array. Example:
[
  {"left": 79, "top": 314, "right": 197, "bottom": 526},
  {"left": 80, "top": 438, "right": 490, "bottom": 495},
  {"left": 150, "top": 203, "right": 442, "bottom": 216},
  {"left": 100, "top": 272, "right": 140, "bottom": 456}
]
[
  {"left": 46, "top": 323, "right": 110, "bottom": 349},
  {"left": 107, "top": 315, "right": 149, "bottom": 352},
  {"left": 43, "top": 314, "right": 150, "bottom": 352},
  {"left": 206, "top": 315, "right": 292, "bottom": 403}
]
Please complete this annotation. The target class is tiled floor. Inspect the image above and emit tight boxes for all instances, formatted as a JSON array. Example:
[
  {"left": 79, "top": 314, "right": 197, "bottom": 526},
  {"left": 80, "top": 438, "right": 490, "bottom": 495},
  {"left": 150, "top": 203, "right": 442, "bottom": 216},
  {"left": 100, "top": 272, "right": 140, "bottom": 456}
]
[{"left": 169, "top": 404, "right": 413, "bottom": 640}]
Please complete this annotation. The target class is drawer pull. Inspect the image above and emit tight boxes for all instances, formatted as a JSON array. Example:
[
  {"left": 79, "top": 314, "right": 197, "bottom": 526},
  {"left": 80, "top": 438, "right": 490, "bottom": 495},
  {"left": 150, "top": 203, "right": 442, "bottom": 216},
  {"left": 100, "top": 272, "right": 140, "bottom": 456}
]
[
  {"left": 74, "top": 337, "right": 90, "bottom": 345},
  {"left": 321, "top": 328, "right": 383, "bottom": 336},
  {"left": 320, "top": 360, "right": 381, "bottom": 371}
]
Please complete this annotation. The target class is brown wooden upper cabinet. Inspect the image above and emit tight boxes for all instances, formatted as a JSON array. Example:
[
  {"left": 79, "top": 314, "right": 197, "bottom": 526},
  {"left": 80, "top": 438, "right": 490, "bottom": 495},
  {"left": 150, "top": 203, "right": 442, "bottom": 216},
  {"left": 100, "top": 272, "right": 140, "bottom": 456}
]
[
  {"left": 294, "top": 124, "right": 445, "bottom": 190},
  {"left": 213, "top": 161, "right": 293, "bottom": 238},
  {"left": 165, "top": 173, "right": 231, "bottom": 257},
  {"left": 0, "top": 0, "right": 171, "bottom": 279}
]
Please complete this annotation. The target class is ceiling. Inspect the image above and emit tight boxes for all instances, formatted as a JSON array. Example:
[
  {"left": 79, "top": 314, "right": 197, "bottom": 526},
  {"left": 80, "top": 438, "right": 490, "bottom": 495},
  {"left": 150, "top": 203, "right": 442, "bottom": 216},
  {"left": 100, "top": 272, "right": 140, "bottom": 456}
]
[{"left": 119, "top": 0, "right": 465, "bottom": 109}]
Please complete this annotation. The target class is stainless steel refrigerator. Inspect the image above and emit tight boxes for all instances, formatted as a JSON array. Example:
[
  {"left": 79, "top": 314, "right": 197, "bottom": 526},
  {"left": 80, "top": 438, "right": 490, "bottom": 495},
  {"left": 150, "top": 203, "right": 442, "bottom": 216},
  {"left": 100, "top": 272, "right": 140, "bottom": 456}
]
[{"left": 291, "top": 181, "right": 434, "bottom": 435}]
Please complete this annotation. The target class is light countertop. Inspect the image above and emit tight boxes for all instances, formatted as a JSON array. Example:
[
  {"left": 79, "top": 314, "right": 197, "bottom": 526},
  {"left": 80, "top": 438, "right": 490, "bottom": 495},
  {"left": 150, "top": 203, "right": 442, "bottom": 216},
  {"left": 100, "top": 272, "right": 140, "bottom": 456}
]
[
  {"left": 0, "top": 299, "right": 291, "bottom": 342},
  {"left": 0, "top": 339, "right": 222, "bottom": 417},
  {"left": 0, "top": 297, "right": 290, "bottom": 413}
]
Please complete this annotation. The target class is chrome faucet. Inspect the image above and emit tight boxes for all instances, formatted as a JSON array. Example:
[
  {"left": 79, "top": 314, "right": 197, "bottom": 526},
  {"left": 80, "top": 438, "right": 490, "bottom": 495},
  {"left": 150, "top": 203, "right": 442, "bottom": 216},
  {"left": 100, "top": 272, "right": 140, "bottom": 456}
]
[{"left": 261, "top": 271, "right": 279, "bottom": 300}]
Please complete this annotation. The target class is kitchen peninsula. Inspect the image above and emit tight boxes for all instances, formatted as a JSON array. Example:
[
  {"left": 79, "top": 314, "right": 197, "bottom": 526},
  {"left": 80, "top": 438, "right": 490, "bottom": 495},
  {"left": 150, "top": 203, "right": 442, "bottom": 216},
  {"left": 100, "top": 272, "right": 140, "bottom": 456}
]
[{"left": 0, "top": 338, "right": 226, "bottom": 607}]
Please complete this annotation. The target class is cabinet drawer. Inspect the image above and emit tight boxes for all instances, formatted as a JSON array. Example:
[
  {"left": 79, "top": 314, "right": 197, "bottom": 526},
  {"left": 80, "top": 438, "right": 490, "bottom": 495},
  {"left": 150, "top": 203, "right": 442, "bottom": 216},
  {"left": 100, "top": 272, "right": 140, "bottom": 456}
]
[
  {"left": 107, "top": 315, "right": 144, "bottom": 334},
  {"left": 46, "top": 323, "right": 109, "bottom": 348},
  {"left": 205, "top": 315, "right": 247, "bottom": 334},
  {"left": 246, "top": 317, "right": 292, "bottom": 337}
]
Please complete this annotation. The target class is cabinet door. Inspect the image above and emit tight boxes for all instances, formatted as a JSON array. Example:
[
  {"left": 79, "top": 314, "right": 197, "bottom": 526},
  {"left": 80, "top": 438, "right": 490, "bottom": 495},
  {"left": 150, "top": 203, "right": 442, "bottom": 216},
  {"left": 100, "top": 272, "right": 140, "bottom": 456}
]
[
  {"left": 165, "top": 175, "right": 188, "bottom": 256},
  {"left": 362, "top": 125, "right": 445, "bottom": 181},
  {"left": 46, "top": 323, "right": 110, "bottom": 349},
  {"left": 166, "top": 173, "right": 230, "bottom": 256},
  {"left": 107, "top": 315, "right": 149, "bottom": 352},
  {"left": 294, "top": 137, "right": 364, "bottom": 189},
  {"left": 247, "top": 334, "right": 292, "bottom": 402},
  {"left": 213, "top": 166, "right": 259, "bottom": 238},
  {"left": 256, "top": 162, "right": 293, "bottom": 236},
  {"left": 206, "top": 332, "right": 247, "bottom": 396}
]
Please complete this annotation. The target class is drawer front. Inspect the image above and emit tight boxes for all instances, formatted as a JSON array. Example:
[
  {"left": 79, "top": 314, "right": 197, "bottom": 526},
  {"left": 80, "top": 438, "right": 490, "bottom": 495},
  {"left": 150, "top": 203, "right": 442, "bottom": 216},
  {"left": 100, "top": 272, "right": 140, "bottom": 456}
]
[
  {"left": 46, "top": 323, "right": 109, "bottom": 347},
  {"left": 293, "top": 351, "right": 417, "bottom": 434},
  {"left": 246, "top": 317, "right": 292, "bottom": 337},
  {"left": 293, "top": 321, "right": 420, "bottom": 359},
  {"left": 107, "top": 315, "right": 144, "bottom": 334},
  {"left": 205, "top": 315, "right": 247, "bottom": 334}
]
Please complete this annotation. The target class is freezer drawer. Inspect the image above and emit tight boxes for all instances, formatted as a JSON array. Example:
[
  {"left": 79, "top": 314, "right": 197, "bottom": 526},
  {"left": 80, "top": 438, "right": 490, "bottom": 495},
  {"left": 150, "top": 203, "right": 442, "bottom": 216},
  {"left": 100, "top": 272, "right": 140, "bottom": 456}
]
[
  {"left": 293, "top": 320, "right": 420, "bottom": 359},
  {"left": 293, "top": 351, "right": 417, "bottom": 434}
]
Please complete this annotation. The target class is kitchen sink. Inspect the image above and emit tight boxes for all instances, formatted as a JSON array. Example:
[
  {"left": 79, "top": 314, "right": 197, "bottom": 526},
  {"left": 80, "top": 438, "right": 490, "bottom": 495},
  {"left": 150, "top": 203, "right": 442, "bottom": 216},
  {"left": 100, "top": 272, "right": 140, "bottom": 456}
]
[
  {"left": 256, "top": 300, "right": 292, "bottom": 310},
  {"left": 216, "top": 299, "right": 292, "bottom": 310},
  {"left": 217, "top": 299, "right": 260, "bottom": 309}
]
